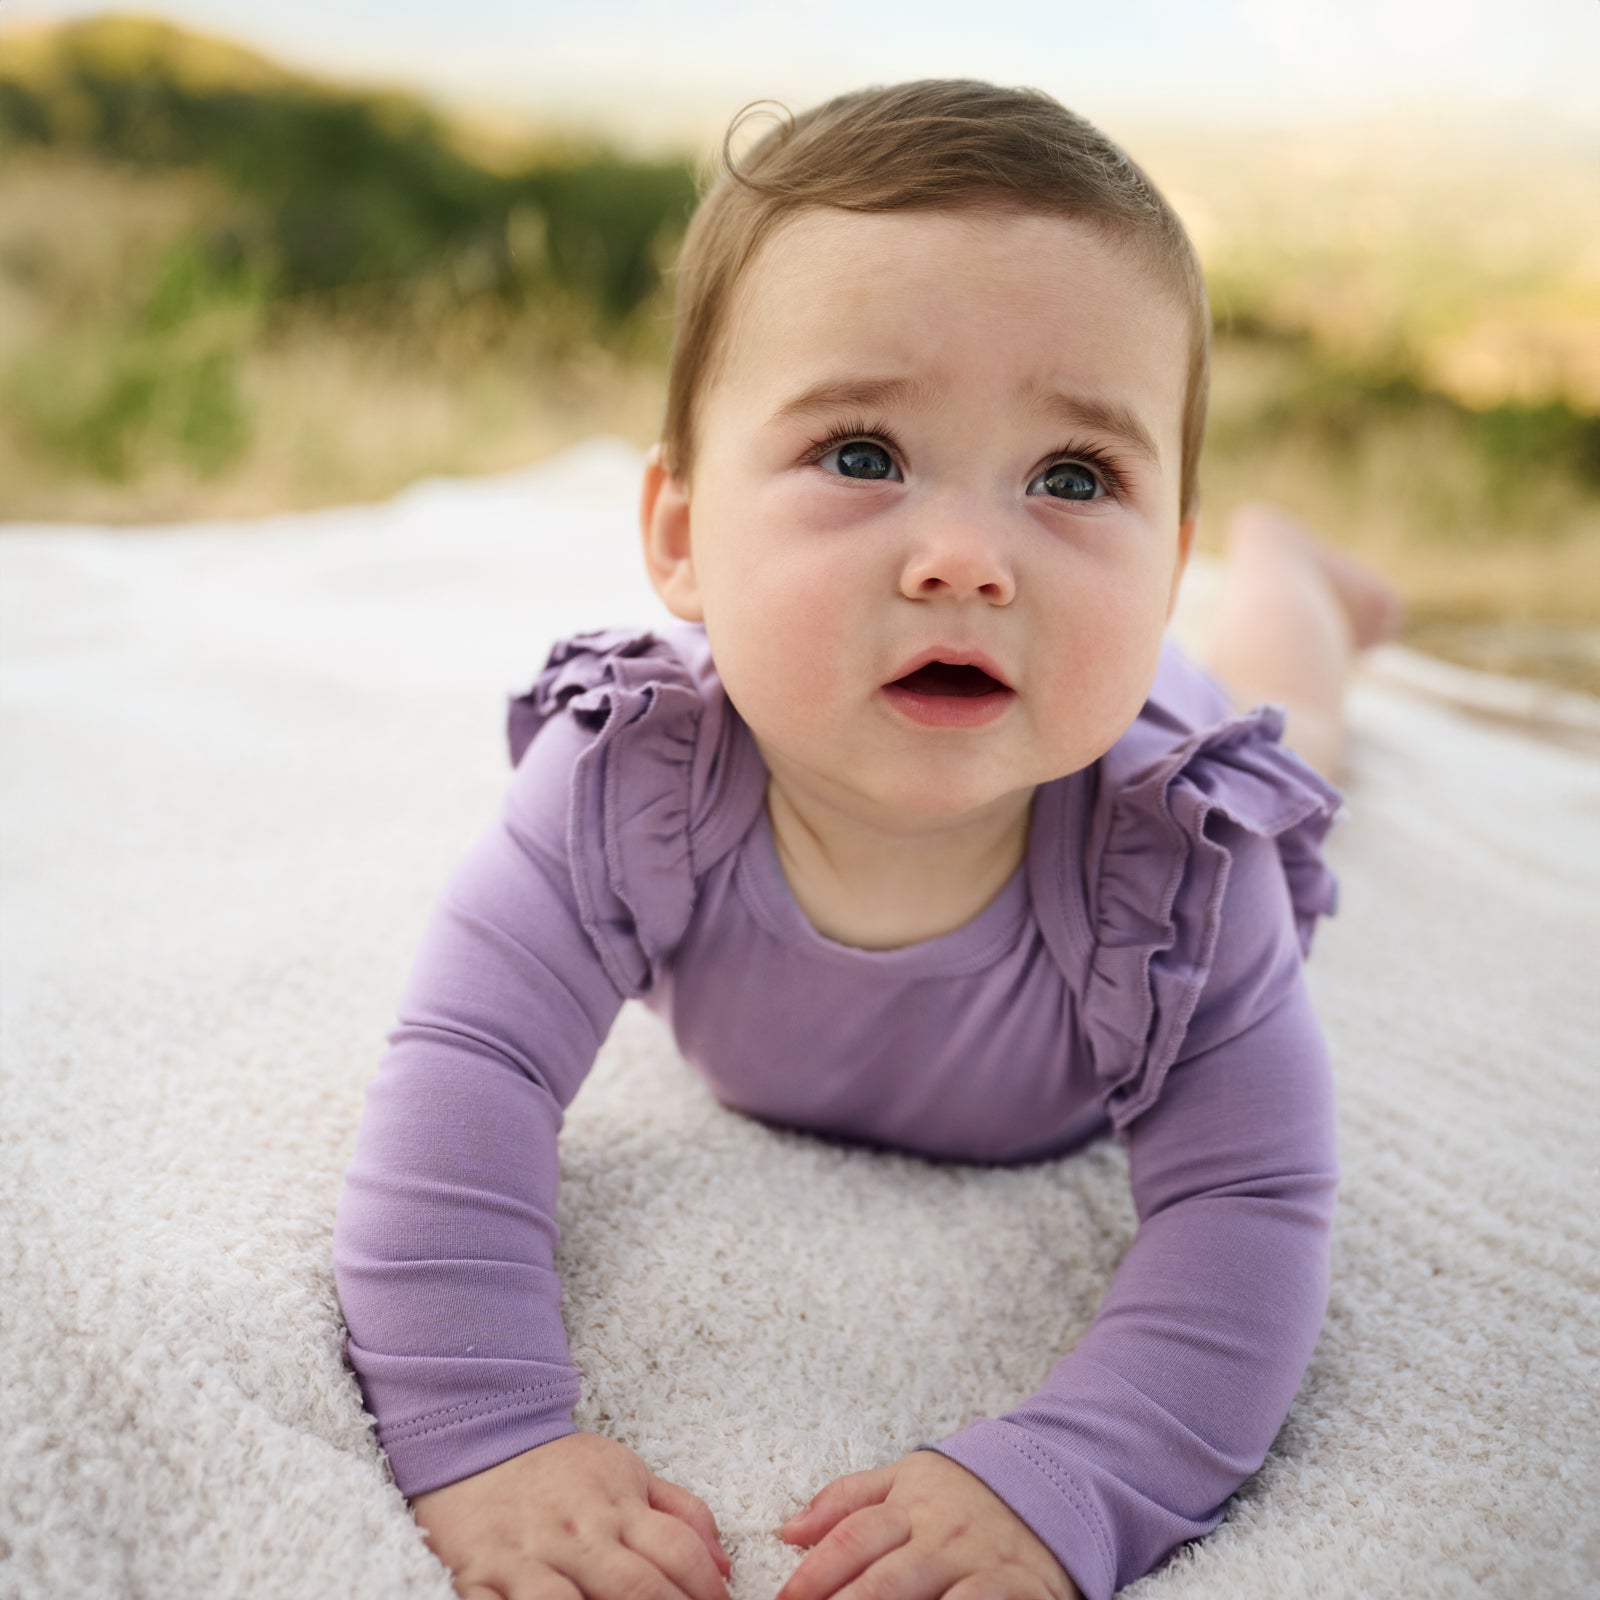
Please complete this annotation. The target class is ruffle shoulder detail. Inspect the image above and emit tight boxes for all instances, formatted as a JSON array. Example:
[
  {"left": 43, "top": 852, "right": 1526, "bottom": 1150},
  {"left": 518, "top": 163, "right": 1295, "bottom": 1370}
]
[
  {"left": 505, "top": 626, "right": 704, "bottom": 999},
  {"left": 1084, "top": 646, "right": 1348, "bottom": 1135}
]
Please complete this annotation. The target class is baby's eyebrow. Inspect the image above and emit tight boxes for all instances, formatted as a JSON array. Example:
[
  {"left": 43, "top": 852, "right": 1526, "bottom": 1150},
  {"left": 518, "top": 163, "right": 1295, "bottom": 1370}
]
[
  {"left": 767, "top": 373, "right": 1162, "bottom": 467},
  {"left": 1027, "top": 386, "right": 1163, "bottom": 468},
  {"left": 766, "top": 373, "right": 941, "bottom": 428}
]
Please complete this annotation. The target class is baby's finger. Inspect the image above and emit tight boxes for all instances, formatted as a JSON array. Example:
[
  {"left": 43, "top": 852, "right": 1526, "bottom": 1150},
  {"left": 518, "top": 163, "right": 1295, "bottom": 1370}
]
[
  {"left": 780, "top": 1467, "right": 897, "bottom": 1544},
  {"left": 623, "top": 1506, "right": 735, "bottom": 1600},
  {"left": 648, "top": 1475, "right": 734, "bottom": 1578},
  {"left": 557, "top": 1543, "right": 702, "bottom": 1600},
  {"left": 774, "top": 1506, "right": 910, "bottom": 1600}
]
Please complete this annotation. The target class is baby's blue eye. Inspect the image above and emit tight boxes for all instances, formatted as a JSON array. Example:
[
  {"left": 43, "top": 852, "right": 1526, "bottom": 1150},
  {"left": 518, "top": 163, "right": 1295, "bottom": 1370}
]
[
  {"left": 830, "top": 440, "right": 896, "bottom": 480},
  {"left": 1030, "top": 462, "right": 1101, "bottom": 502}
]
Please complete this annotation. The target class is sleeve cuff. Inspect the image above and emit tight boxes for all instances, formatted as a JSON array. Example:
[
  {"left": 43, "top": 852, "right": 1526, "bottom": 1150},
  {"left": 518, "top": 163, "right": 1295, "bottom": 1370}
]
[
  {"left": 915, "top": 1418, "right": 1116, "bottom": 1600},
  {"left": 346, "top": 1342, "right": 584, "bottom": 1499}
]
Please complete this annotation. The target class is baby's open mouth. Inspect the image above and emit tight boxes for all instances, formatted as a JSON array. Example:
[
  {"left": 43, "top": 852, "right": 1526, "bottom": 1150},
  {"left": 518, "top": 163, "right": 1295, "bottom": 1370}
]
[{"left": 889, "top": 661, "right": 1010, "bottom": 698}]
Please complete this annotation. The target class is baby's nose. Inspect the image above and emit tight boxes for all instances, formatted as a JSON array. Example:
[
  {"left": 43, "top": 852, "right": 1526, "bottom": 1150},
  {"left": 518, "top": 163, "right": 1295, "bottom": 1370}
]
[{"left": 900, "top": 525, "right": 1015, "bottom": 602}]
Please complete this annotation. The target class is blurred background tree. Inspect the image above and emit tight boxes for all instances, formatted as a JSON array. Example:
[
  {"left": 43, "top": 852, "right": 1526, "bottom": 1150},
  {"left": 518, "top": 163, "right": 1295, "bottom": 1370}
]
[{"left": 1, "top": 12, "right": 1596, "bottom": 689}]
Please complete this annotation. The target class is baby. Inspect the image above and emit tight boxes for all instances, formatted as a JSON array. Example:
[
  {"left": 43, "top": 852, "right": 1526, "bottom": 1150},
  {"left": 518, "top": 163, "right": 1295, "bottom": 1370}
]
[{"left": 332, "top": 79, "right": 1404, "bottom": 1600}]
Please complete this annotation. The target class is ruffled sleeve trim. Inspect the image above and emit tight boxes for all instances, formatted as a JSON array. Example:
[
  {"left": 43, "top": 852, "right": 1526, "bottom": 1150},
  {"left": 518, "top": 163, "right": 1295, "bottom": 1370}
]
[
  {"left": 1084, "top": 698, "right": 1347, "bottom": 1135},
  {"left": 505, "top": 627, "right": 704, "bottom": 999}
]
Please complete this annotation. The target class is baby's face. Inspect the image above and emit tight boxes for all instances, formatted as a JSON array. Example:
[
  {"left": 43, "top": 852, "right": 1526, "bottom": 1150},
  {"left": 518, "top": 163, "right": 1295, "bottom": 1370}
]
[{"left": 642, "top": 204, "right": 1195, "bottom": 828}]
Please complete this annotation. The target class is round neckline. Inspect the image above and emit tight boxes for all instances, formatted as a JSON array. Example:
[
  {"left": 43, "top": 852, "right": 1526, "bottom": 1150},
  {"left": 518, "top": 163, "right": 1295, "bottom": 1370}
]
[{"left": 737, "top": 790, "right": 1037, "bottom": 975}]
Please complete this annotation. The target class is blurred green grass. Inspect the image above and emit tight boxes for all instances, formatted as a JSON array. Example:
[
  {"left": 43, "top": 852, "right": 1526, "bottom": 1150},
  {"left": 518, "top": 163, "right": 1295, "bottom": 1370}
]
[{"left": 3, "top": 12, "right": 1598, "bottom": 692}]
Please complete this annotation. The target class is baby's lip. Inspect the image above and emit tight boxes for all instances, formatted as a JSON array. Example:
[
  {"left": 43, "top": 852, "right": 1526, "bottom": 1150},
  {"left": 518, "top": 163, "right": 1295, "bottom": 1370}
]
[{"left": 885, "top": 645, "right": 1014, "bottom": 691}]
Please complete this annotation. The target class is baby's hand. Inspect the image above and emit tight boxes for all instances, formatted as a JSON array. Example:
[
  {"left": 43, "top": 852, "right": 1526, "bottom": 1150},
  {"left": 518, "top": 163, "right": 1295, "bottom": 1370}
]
[
  {"left": 410, "top": 1430, "right": 734, "bottom": 1600},
  {"left": 774, "top": 1450, "right": 1081, "bottom": 1600}
]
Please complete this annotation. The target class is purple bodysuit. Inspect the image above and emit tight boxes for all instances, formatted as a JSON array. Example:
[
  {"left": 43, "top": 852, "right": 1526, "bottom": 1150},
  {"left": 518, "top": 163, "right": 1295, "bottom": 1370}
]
[{"left": 332, "top": 621, "right": 1346, "bottom": 1600}]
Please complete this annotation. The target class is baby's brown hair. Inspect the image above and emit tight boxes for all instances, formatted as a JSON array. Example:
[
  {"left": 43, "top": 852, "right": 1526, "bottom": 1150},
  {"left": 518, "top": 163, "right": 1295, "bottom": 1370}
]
[{"left": 659, "top": 78, "right": 1212, "bottom": 526}]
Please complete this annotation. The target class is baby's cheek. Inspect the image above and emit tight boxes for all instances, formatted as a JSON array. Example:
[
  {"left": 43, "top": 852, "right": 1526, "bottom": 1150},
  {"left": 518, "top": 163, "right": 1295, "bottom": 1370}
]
[
  {"left": 772, "top": 655, "right": 849, "bottom": 733},
  {"left": 706, "top": 630, "right": 823, "bottom": 745},
  {"left": 755, "top": 596, "right": 853, "bottom": 696},
  {"left": 1034, "top": 654, "right": 1149, "bottom": 770}
]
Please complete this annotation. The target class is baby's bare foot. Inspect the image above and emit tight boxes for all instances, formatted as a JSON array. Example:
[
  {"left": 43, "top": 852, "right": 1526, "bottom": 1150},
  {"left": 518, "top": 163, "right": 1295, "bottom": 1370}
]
[{"left": 1224, "top": 503, "right": 1407, "bottom": 652}]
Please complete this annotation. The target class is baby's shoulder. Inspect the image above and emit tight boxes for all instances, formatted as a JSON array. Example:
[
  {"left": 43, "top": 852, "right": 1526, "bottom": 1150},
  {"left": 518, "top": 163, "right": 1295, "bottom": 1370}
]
[
  {"left": 1093, "top": 634, "right": 1240, "bottom": 795},
  {"left": 1065, "top": 637, "right": 1349, "bottom": 1131},
  {"left": 1089, "top": 634, "right": 1345, "bottom": 842},
  {"left": 500, "top": 621, "right": 764, "bottom": 997},
  {"left": 506, "top": 620, "right": 708, "bottom": 766},
  {"left": 510, "top": 620, "right": 759, "bottom": 820}
]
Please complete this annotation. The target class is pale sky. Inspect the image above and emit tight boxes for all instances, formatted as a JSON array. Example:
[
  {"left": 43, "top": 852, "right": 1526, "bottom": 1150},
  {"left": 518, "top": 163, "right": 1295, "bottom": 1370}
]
[{"left": 4, "top": 0, "right": 1597, "bottom": 153}]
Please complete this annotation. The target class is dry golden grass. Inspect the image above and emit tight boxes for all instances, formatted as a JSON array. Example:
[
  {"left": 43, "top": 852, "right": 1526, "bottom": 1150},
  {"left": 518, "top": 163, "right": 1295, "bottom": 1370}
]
[{"left": 0, "top": 325, "right": 663, "bottom": 525}]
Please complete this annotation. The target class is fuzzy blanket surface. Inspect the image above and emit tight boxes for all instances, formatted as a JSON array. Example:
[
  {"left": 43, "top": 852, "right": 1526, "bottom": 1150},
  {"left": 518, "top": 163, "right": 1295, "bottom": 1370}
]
[{"left": 2, "top": 438, "right": 1597, "bottom": 1600}]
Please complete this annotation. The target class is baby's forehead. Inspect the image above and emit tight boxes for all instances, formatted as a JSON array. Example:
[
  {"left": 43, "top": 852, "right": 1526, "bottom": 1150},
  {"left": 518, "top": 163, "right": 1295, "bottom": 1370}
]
[
  {"left": 711, "top": 206, "right": 1192, "bottom": 452},
  {"left": 732, "top": 207, "right": 1185, "bottom": 360},
  {"left": 746, "top": 204, "right": 1168, "bottom": 306}
]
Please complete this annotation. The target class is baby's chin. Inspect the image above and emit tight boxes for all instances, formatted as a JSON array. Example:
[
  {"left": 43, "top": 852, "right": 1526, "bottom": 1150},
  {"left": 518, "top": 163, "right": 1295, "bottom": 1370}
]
[
  {"left": 864, "top": 734, "right": 1120, "bottom": 819},
  {"left": 828, "top": 761, "right": 1047, "bottom": 831},
  {"left": 762, "top": 719, "right": 1111, "bottom": 803}
]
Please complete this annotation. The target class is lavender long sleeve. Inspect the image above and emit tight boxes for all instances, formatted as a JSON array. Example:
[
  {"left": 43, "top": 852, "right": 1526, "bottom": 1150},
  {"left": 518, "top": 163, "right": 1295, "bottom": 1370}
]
[
  {"left": 332, "top": 711, "right": 621, "bottom": 1491},
  {"left": 916, "top": 826, "right": 1339, "bottom": 1600},
  {"left": 332, "top": 621, "right": 1346, "bottom": 1597}
]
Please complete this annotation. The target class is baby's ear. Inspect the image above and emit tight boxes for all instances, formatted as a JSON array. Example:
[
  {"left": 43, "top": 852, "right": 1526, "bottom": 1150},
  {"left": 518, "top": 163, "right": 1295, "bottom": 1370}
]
[
  {"left": 1167, "top": 511, "right": 1199, "bottom": 622},
  {"left": 639, "top": 443, "right": 704, "bottom": 622}
]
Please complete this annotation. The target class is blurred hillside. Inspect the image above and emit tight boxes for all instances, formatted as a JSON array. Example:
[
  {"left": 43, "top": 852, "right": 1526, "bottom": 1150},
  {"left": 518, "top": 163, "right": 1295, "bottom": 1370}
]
[
  {"left": 0, "top": 13, "right": 693, "bottom": 499},
  {"left": 2, "top": 12, "right": 1598, "bottom": 691}
]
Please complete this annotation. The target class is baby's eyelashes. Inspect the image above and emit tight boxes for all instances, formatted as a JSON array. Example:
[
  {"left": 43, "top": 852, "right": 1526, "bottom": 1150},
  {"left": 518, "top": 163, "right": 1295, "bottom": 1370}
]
[
  {"left": 800, "top": 423, "right": 904, "bottom": 480},
  {"left": 799, "top": 424, "right": 1129, "bottom": 505},
  {"left": 824, "top": 441, "right": 898, "bottom": 480},
  {"left": 1028, "top": 459, "right": 1111, "bottom": 502}
]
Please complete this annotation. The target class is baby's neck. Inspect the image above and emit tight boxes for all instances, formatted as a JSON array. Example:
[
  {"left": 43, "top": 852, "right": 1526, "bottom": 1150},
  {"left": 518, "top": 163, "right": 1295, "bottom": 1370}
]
[{"left": 763, "top": 775, "right": 1033, "bottom": 951}]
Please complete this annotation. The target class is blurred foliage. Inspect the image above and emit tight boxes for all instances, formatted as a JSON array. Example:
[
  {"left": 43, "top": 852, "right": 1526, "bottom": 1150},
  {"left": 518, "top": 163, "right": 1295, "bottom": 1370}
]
[
  {"left": 1205, "top": 322, "right": 1600, "bottom": 526},
  {"left": 6, "top": 230, "right": 265, "bottom": 479},
  {"left": 0, "top": 12, "right": 698, "bottom": 484},
  {"left": 0, "top": 13, "right": 698, "bottom": 325}
]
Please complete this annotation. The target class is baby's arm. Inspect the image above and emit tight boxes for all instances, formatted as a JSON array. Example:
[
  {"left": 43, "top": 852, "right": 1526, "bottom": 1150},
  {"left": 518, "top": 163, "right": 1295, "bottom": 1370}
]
[
  {"left": 917, "top": 828, "right": 1339, "bottom": 1600},
  {"left": 331, "top": 711, "right": 730, "bottom": 1593}
]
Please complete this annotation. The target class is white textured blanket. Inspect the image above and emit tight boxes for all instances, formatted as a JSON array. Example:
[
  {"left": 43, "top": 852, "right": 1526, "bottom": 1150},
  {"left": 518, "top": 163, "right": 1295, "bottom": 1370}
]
[{"left": 2, "top": 438, "right": 1596, "bottom": 1599}]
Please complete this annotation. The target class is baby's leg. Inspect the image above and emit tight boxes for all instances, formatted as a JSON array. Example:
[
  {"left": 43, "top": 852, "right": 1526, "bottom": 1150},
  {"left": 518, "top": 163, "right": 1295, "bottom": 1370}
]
[{"left": 1194, "top": 505, "right": 1406, "bottom": 786}]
